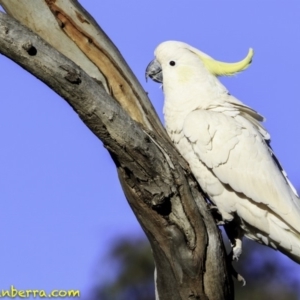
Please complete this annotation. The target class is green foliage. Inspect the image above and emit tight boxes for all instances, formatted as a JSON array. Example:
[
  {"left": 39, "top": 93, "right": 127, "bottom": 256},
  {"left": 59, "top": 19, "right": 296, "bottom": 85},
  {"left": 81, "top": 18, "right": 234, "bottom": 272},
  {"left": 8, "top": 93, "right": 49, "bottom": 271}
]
[
  {"left": 89, "top": 238, "right": 155, "bottom": 300},
  {"left": 232, "top": 239, "right": 300, "bottom": 300},
  {"left": 88, "top": 234, "right": 300, "bottom": 300}
]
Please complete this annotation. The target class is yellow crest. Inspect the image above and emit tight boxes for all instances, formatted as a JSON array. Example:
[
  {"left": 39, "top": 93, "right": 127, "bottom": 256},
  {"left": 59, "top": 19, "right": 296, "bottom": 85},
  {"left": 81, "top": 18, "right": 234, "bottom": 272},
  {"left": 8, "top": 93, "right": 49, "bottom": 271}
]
[{"left": 196, "top": 48, "right": 254, "bottom": 76}]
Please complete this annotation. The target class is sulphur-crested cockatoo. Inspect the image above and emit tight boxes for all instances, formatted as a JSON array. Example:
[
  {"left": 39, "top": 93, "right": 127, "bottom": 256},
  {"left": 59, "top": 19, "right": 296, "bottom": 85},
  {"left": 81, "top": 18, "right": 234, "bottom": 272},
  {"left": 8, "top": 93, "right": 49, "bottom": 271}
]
[{"left": 146, "top": 41, "right": 300, "bottom": 263}]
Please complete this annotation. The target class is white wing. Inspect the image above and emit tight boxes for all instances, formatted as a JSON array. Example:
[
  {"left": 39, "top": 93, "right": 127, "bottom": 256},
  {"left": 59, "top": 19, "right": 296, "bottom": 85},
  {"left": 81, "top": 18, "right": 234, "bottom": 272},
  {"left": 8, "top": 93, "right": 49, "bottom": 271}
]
[{"left": 183, "top": 108, "right": 300, "bottom": 234}]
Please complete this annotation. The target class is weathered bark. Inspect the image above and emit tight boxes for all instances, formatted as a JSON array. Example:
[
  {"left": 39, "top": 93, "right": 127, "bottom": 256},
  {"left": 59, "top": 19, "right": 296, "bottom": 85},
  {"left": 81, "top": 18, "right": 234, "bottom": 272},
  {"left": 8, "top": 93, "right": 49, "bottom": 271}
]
[{"left": 0, "top": 4, "right": 234, "bottom": 300}]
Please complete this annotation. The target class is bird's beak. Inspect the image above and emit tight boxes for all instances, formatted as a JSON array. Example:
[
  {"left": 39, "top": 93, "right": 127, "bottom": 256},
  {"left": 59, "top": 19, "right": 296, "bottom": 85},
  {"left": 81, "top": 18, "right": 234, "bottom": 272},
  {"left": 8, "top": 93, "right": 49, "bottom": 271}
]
[{"left": 145, "top": 59, "right": 163, "bottom": 83}]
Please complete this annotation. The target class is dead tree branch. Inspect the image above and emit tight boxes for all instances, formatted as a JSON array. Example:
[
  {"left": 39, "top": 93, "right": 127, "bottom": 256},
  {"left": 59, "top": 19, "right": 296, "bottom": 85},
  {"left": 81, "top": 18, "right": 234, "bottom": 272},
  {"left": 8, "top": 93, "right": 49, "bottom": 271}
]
[{"left": 0, "top": 7, "right": 233, "bottom": 300}]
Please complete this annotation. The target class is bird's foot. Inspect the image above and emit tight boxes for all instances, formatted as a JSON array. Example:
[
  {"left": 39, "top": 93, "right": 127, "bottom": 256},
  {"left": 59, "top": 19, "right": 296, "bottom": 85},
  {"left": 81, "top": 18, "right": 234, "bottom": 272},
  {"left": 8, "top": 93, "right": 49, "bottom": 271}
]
[
  {"left": 231, "top": 238, "right": 242, "bottom": 261},
  {"left": 224, "top": 220, "right": 244, "bottom": 260},
  {"left": 207, "top": 203, "right": 224, "bottom": 225},
  {"left": 224, "top": 219, "right": 246, "bottom": 285},
  {"left": 216, "top": 220, "right": 226, "bottom": 226},
  {"left": 207, "top": 203, "right": 218, "bottom": 211}
]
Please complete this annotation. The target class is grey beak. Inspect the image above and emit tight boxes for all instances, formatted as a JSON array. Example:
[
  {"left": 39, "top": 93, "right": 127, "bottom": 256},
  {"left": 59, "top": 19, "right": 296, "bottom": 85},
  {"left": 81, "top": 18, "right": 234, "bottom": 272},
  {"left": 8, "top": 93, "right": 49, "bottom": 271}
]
[{"left": 145, "top": 59, "right": 163, "bottom": 83}]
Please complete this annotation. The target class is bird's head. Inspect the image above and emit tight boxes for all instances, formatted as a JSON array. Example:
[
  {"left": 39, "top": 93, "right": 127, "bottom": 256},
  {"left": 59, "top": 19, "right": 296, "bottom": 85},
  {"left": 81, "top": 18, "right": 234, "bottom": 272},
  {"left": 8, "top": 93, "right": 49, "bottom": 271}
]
[{"left": 146, "top": 41, "right": 254, "bottom": 85}]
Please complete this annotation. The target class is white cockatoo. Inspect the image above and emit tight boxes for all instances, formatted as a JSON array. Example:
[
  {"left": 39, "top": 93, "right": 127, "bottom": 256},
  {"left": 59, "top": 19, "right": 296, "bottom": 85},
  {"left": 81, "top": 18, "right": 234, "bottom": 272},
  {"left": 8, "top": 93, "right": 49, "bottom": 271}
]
[{"left": 146, "top": 41, "right": 300, "bottom": 263}]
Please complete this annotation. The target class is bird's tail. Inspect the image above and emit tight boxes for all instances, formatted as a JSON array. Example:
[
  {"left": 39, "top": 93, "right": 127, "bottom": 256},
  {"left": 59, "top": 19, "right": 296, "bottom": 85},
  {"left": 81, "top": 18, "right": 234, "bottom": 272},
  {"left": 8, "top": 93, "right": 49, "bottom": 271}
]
[
  {"left": 245, "top": 211, "right": 300, "bottom": 264},
  {"left": 268, "top": 213, "right": 300, "bottom": 264}
]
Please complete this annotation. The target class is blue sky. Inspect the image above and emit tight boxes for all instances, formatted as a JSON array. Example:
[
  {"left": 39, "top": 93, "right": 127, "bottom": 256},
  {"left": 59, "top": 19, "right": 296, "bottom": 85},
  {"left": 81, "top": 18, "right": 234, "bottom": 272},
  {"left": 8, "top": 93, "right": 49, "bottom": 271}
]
[{"left": 0, "top": 0, "right": 300, "bottom": 298}]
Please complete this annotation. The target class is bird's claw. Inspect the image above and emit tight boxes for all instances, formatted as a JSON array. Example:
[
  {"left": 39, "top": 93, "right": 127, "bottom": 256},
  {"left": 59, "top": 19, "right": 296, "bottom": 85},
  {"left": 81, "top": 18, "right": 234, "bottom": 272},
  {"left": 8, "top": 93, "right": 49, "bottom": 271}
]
[
  {"left": 228, "top": 254, "right": 246, "bottom": 286},
  {"left": 231, "top": 238, "right": 243, "bottom": 261},
  {"left": 237, "top": 273, "right": 246, "bottom": 286},
  {"left": 217, "top": 220, "right": 226, "bottom": 226},
  {"left": 207, "top": 203, "right": 225, "bottom": 225},
  {"left": 207, "top": 203, "right": 218, "bottom": 211}
]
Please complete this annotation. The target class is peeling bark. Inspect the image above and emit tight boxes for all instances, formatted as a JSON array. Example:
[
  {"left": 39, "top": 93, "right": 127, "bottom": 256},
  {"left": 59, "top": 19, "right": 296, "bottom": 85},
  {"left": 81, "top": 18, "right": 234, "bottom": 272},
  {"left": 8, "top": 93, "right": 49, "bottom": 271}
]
[{"left": 0, "top": 5, "right": 234, "bottom": 300}]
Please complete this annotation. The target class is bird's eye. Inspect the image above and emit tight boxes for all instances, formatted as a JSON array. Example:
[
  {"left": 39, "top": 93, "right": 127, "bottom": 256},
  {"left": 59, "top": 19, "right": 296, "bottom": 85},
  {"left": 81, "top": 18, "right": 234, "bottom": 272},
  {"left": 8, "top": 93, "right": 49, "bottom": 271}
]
[{"left": 169, "top": 61, "right": 176, "bottom": 66}]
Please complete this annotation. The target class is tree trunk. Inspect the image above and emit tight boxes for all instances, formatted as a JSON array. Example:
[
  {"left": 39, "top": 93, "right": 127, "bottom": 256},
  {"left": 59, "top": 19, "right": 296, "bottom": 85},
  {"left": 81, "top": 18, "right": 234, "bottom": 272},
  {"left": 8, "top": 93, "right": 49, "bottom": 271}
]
[{"left": 0, "top": 2, "right": 234, "bottom": 299}]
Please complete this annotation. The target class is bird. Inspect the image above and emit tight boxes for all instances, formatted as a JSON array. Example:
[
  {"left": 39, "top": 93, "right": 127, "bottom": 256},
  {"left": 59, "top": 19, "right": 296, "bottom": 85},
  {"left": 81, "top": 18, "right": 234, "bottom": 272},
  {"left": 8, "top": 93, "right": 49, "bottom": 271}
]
[{"left": 145, "top": 40, "right": 300, "bottom": 264}]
